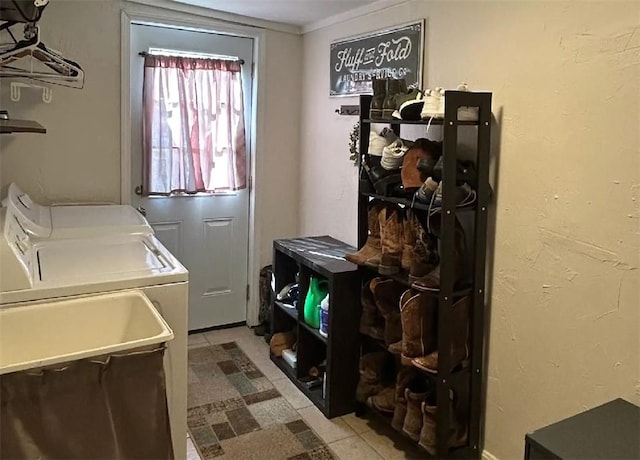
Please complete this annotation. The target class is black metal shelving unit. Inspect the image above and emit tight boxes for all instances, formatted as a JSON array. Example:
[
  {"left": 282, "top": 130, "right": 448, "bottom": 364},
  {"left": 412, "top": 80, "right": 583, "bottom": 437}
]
[
  {"left": 355, "top": 91, "right": 492, "bottom": 459},
  {"left": 270, "top": 236, "right": 360, "bottom": 418}
]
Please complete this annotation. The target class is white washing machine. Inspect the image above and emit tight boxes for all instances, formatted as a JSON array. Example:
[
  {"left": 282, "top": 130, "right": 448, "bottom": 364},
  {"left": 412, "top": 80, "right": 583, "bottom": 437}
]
[
  {"left": 0, "top": 209, "right": 189, "bottom": 458},
  {"left": 5, "top": 182, "right": 153, "bottom": 239}
]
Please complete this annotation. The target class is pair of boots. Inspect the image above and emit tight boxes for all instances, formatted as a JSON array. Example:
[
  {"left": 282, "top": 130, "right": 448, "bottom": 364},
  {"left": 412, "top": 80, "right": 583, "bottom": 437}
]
[
  {"left": 388, "top": 290, "right": 471, "bottom": 374},
  {"left": 360, "top": 278, "right": 405, "bottom": 346},
  {"left": 355, "top": 352, "right": 387, "bottom": 403},
  {"left": 345, "top": 202, "right": 404, "bottom": 276},
  {"left": 398, "top": 384, "right": 468, "bottom": 454},
  {"left": 370, "top": 78, "right": 410, "bottom": 120}
]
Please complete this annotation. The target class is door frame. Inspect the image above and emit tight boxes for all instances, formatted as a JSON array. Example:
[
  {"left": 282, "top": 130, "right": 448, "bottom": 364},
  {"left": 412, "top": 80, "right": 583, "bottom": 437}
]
[{"left": 120, "top": 7, "right": 266, "bottom": 327}]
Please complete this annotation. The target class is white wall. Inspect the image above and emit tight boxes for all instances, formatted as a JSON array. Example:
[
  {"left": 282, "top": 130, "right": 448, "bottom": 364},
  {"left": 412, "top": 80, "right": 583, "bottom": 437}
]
[
  {"left": 0, "top": 0, "right": 302, "bottom": 277},
  {"left": 301, "top": 2, "right": 640, "bottom": 459}
]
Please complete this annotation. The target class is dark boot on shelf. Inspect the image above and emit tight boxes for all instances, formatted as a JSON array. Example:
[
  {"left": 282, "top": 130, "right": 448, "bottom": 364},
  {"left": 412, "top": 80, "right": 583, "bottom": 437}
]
[
  {"left": 418, "top": 397, "right": 438, "bottom": 455},
  {"left": 409, "top": 217, "right": 438, "bottom": 282},
  {"left": 364, "top": 156, "right": 403, "bottom": 196},
  {"left": 378, "top": 206, "right": 403, "bottom": 275},
  {"left": 418, "top": 395, "right": 468, "bottom": 455},
  {"left": 411, "top": 214, "right": 466, "bottom": 292},
  {"left": 382, "top": 78, "right": 405, "bottom": 119},
  {"left": 402, "top": 383, "right": 429, "bottom": 442},
  {"left": 369, "top": 77, "right": 387, "bottom": 119},
  {"left": 401, "top": 212, "right": 417, "bottom": 272},
  {"left": 412, "top": 296, "right": 471, "bottom": 374},
  {"left": 359, "top": 279, "right": 385, "bottom": 341},
  {"left": 399, "top": 290, "right": 437, "bottom": 366},
  {"left": 356, "top": 351, "right": 387, "bottom": 403},
  {"left": 345, "top": 201, "right": 383, "bottom": 267},
  {"left": 391, "top": 366, "right": 417, "bottom": 431},
  {"left": 372, "top": 279, "right": 405, "bottom": 346},
  {"left": 367, "top": 385, "right": 396, "bottom": 414}
]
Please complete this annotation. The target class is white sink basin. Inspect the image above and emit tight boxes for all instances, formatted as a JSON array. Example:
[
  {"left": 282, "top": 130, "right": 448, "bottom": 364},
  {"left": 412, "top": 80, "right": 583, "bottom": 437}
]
[{"left": 0, "top": 290, "right": 174, "bottom": 375}]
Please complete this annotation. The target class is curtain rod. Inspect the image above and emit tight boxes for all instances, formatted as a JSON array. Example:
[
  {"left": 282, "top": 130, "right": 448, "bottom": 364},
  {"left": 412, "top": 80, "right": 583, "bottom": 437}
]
[{"left": 138, "top": 51, "right": 244, "bottom": 65}]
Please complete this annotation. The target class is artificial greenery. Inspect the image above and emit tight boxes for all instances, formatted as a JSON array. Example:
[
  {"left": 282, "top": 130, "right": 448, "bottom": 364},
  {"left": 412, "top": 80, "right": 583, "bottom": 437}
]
[{"left": 348, "top": 122, "right": 360, "bottom": 166}]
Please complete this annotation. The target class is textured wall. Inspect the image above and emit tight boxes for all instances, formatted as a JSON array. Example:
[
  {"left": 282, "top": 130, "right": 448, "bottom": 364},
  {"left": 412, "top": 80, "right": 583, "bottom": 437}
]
[
  {"left": 0, "top": 0, "right": 302, "bottom": 273},
  {"left": 300, "top": 2, "right": 640, "bottom": 458},
  {"left": 0, "top": 1, "right": 122, "bottom": 203}
]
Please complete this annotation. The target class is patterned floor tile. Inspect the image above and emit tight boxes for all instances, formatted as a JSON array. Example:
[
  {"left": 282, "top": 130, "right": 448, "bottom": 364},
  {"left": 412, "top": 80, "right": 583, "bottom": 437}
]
[
  {"left": 297, "top": 430, "right": 324, "bottom": 450},
  {"left": 188, "top": 338, "right": 335, "bottom": 460},
  {"left": 220, "top": 424, "right": 305, "bottom": 460},
  {"left": 227, "top": 372, "right": 258, "bottom": 396},
  {"left": 248, "top": 397, "right": 300, "bottom": 428},
  {"left": 211, "top": 422, "right": 236, "bottom": 441},
  {"left": 199, "top": 443, "right": 224, "bottom": 459},
  {"left": 217, "top": 360, "right": 241, "bottom": 375},
  {"left": 243, "top": 388, "right": 280, "bottom": 405},
  {"left": 226, "top": 406, "right": 261, "bottom": 436},
  {"left": 286, "top": 419, "right": 311, "bottom": 434}
]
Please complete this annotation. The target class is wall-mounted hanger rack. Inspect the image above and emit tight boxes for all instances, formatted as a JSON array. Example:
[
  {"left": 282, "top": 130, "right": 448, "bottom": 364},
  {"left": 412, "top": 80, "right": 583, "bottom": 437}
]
[
  {"left": 0, "top": 4, "right": 85, "bottom": 89},
  {"left": 335, "top": 105, "right": 360, "bottom": 116}
]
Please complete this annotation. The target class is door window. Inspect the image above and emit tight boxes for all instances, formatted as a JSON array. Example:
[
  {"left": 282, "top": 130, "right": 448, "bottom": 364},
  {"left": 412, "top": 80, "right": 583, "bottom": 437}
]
[{"left": 142, "top": 53, "right": 247, "bottom": 195}]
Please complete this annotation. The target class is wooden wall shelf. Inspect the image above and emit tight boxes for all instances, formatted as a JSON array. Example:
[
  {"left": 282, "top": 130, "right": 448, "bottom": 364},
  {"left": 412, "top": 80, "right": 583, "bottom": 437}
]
[{"left": 0, "top": 119, "right": 47, "bottom": 134}]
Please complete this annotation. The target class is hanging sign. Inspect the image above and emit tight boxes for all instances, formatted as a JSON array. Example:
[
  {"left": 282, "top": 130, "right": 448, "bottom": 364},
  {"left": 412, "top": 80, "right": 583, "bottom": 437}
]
[{"left": 329, "top": 20, "right": 424, "bottom": 97}]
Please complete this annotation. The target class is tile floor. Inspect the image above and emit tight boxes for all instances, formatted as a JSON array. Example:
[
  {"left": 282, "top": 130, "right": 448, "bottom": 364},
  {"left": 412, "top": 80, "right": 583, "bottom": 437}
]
[{"left": 186, "top": 325, "right": 425, "bottom": 460}]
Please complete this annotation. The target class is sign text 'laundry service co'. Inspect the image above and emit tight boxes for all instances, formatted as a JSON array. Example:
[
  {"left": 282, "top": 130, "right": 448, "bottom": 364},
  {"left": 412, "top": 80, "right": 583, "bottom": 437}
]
[{"left": 329, "top": 21, "right": 424, "bottom": 97}]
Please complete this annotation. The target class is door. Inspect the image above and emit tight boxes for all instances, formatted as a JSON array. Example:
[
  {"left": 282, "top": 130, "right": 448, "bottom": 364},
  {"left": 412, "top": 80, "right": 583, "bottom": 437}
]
[{"left": 130, "top": 23, "right": 253, "bottom": 330}]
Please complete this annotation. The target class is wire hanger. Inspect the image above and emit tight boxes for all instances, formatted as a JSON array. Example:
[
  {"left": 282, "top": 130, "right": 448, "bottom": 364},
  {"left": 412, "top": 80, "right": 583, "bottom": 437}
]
[{"left": 0, "top": 22, "right": 84, "bottom": 88}]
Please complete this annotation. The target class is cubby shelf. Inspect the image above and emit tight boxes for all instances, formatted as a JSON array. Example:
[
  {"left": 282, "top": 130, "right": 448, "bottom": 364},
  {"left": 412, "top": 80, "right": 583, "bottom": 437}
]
[
  {"left": 274, "top": 300, "right": 298, "bottom": 321},
  {"left": 361, "top": 191, "right": 477, "bottom": 214},
  {"left": 271, "top": 236, "right": 360, "bottom": 418}
]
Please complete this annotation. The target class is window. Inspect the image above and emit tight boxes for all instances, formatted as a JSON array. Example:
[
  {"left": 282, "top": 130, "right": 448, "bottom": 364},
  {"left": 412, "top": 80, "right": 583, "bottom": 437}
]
[{"left": 142, "top": 53, "right": 247, "bottom": 195}]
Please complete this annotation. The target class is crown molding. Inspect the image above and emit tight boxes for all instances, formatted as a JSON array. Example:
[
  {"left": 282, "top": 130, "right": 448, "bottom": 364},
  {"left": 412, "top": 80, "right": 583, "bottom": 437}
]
[
  {"left": 301, "top": 0, "right": 411, "bottom": 34},
  {"left": 123, "top": 0, "right": 301, "bottom": 35}
]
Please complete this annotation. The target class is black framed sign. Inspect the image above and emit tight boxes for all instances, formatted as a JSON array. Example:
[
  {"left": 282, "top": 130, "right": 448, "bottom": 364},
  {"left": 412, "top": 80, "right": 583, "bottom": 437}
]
[{"left": 329, "top": 20, "right": 424, "bottom": 97}]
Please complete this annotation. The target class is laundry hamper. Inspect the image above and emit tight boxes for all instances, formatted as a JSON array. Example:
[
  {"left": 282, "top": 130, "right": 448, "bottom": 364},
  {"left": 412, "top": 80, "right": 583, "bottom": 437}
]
[{"left": 0, "top": 291, "right": 175, "bottom": 460}]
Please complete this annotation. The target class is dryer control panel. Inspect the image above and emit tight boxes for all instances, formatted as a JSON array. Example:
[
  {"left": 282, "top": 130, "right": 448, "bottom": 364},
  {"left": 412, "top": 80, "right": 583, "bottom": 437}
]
[{"left": 3, "top": 206, "right": 34, "bottom": 281}]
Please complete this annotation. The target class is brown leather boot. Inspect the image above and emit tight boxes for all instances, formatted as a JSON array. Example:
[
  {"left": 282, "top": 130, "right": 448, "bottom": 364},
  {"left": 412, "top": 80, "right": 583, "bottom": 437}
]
[
  {"left": 378, "top": 206, "right": 403, "bottom": 275},
  {"left": 412, "top": 296, "right": 471, "bottom": 373},
  {"left": 359, "top": 280, "right": 385, "bottom": 341},
  {"left": 372, "top": 279, "right": 405, "bottom": 346},
  {"left": 391, "top": 366, "right": 417, "bottom": 431},
  {"left": 418, "top": 395, "right": 468, "bottom": 455},
  {"left": 400, "top": 212, "right": 416, "bottom": 272},
  {"left": 409, "top": 216, "right": 438, "bottom": 282},
  {"left": 346, "top": 201, "right": 383, "bottom": 267},
  {"left": 399, "top": 291, "right": 437, "bottom": 366},
  {"left": 411, "top": 213, "right": 465, "bottom": 291},
  {"left": 418, "top": 398, "right": 437, "bottom": 454},
  {"left": 382, "top": 78, "right": 406, "bottom": 119},
  {"left": 356, "top": 352, "right": 387, "bottom": 403},
  {"left": 401, "top": 138, "right": 439, "bottom": 193},
  {"left": 367, "top": 385, "right": 395, "bottom": 414},
  {"left": 402, "top": 384, "right": 429, "bottom": 441}
]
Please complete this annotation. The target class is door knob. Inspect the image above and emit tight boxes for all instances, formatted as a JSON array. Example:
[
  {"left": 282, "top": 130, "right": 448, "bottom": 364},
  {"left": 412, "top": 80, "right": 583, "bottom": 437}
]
[
  {"left": 134, "top": 185, "right": 143, "bottom": 196},
  {"left": 136, "top": 206, "right": 147, "bottom": 217}
]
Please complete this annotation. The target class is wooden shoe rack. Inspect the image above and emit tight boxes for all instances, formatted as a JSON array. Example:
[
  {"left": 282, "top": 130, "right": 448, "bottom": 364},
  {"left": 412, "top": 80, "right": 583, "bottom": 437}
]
[
  {"left": 355, "top": 91, "right": 493, "bottom": 459},
  {"left": 270, "top": 236, "right": 360, "bottom": 418}
]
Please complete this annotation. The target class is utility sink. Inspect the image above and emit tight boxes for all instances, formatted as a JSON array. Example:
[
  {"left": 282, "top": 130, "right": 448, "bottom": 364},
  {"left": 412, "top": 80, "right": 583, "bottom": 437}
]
[{"left": 0, "top": 290, "right": 174, "bottom": 375}]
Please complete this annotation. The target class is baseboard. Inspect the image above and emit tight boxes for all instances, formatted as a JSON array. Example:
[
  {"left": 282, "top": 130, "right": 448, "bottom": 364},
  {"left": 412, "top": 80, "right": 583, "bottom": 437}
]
[{"left": 482, "top": 450, "right": 499, "bottom": 460}]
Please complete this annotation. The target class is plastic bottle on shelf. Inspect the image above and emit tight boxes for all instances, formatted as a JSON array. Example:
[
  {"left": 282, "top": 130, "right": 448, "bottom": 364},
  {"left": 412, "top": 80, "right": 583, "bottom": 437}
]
[{"left": 319, "top": 295, "right": 329, "bottom": 338}]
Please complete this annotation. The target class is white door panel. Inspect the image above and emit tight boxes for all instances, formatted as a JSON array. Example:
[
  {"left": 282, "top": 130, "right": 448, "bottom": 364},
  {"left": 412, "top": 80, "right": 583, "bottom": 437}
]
[
  {"left": 152, "top": 222, "right": 183, "bottom": 261},
  {"left": 130, "top": 24, "right": 252, "bottom": 330}
]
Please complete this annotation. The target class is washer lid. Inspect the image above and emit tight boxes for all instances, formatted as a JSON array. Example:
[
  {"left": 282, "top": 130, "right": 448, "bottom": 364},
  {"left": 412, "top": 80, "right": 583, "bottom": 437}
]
[
  {"left": 35, "top": 235, "right": 174, "bottom": 285},
  {"left": 6, "top": 182, "right": 153, "bottom": 239},
  {"left": 50, "top": 205, "right": 153, "bottom": 238}
]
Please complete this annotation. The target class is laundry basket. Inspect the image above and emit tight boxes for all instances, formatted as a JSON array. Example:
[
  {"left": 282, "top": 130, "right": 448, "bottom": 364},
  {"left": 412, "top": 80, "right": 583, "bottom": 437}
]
[{"left": 0, "top": 291, "right": 175, "bottom": 460}]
